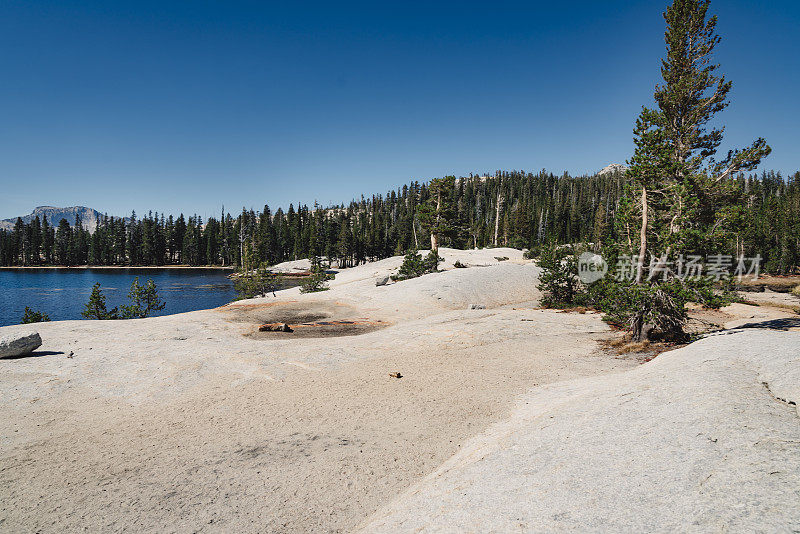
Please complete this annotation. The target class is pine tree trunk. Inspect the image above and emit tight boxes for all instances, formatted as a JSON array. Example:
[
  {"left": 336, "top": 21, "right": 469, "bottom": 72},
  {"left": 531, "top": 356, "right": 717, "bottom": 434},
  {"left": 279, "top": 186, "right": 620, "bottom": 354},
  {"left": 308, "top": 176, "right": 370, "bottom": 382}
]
[
  {"left": 431, "top": 190, "right": 442, "bottom": 253},
  {"left": 635, "top": 186, "right": 648, "bottom": 284},
  {"left": 430, "top": 232, "right": 439, "bottom": 253},
  {"left": 239, "top": 224, "right": 245, "bottom": 268},
  {"left": 493, "top": 183, "right": 502, "bottom": 247}
]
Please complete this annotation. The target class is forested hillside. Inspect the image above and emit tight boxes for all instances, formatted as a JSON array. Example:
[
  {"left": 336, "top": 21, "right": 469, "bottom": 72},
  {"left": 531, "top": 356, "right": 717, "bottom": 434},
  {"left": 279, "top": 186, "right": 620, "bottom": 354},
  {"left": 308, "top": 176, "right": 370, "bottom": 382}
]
[{"left": 0, "top": 168, "right": 798, "bottom": 273}]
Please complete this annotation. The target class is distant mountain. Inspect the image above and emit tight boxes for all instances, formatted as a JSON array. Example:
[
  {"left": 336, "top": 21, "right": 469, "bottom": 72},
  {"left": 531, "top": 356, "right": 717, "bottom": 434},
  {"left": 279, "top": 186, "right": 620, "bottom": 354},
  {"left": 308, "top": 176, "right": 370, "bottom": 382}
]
[
  {"left": 598, "top": 163, "right": 629, "bottom": 176},
  {"left": 0, "top": 206, "right": 103, "bottom": 232}
]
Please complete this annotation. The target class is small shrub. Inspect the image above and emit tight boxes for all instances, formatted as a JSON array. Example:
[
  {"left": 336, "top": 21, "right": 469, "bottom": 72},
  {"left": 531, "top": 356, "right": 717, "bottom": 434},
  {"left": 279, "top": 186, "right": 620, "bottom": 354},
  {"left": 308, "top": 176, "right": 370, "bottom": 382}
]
[
  {"left": 494, "top": 256, "right": 509, "bottom": 262},
  {"left": 523, "top": 248, "right": 540, "bottom": 260},
  {"left": 235, "top": 263, "right": 283, "bottom": 299},
  {"left": 300, "top": 264, "right": 332, "bottom": 293},
  {"left": 21, "top": 307, "right": 50, "bottom": 324},
  {"left": 792, "top": 284, "right": 800, "bottom": 298},
  {"left": 535, "top": 243, "right": 733, "bottom": 342},
  {"left": 453, "top": 260, "right": 467, "bottom": 269}
]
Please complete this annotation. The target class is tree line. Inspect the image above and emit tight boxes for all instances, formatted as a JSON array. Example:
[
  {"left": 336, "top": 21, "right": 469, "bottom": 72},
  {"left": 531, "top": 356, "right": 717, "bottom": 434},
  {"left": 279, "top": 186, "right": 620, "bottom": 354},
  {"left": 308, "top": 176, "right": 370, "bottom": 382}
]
[{"left": 0, "top": 167, "right": 798, "bottom": 273}]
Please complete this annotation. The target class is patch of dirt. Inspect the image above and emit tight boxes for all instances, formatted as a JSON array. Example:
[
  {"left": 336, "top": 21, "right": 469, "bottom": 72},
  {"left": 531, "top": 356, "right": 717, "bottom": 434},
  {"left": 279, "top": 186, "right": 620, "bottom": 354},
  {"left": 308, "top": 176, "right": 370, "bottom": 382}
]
[
  {"left": 220, "top": 301, "right": 391, "bottom": 339},
  {"left": 684, "top": 304, "right": 730, "bottom": 335},
  {"left": 557, "top": 306, "right": 589, "bottom": 314},
  {"left": 599, "top": 335, "right": 680, "bottom": 364}
]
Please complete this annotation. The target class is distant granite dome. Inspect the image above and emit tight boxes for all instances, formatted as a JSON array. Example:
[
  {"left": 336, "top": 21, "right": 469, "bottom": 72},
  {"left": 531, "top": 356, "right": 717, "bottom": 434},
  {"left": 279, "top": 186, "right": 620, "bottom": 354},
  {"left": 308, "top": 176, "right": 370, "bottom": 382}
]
[
  {"left": 0, "top": 206, "right": 103, "bottom": 232},
  {"left": 598, "top": 163, "right": 628, "bottom": 176}
]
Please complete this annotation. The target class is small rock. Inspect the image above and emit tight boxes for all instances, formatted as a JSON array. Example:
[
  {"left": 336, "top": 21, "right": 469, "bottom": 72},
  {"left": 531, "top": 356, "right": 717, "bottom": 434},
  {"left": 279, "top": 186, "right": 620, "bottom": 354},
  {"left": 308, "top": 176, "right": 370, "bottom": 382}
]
[
  {"left": 468, "top": 304, "right": 486, "bottom": 310},
  {"left": 67, "top": 351, "right": 74, "bottom": 358},
  {"left": 389, "top": 372, "right": 403, "bottom": 379},
  {"left": 375, "top": 276, "right": 391, "bottom": 287},
  {"left": 0, "top": 332, "right": 42, "bottom": 358}
]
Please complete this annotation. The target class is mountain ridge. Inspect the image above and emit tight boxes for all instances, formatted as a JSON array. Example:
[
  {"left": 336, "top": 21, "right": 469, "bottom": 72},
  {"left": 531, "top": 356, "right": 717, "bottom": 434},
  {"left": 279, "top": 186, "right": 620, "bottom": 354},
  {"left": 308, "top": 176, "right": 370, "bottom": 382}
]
[{"left": 0, "top": 206, "right": 103, "bottom": 232}]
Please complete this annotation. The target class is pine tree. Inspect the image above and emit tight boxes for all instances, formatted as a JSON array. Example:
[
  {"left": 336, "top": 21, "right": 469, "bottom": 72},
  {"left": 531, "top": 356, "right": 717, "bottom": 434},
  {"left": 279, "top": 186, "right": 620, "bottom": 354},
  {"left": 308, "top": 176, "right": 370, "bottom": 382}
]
[
  {"left": 614, "top": 0, "right": 770, "bottom": 339},
  {"left": 418, "top": 175, "right": 459, "bottom": 253},
  {"left": 82, "top": 283, "right": 118, "bottom": 319},
  {"left": 627, "top": 0, "right": 771, "bottom": 268},
  {"left": 120, "top": 278, "right": 166, "bottom": 319},
  {"left": 22, "top": 306, "right": 50, "bottom": 323},
  {"left": 55, "top": 218, "right": 72, "bottom": 265},
  {"left": 41, "top": 215, "right": 52, "bottom": 264}
]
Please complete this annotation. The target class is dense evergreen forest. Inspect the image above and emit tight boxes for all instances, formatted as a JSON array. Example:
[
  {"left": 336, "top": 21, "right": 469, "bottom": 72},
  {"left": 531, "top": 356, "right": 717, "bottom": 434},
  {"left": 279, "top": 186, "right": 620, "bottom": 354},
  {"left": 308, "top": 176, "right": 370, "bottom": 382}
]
[{"left": 0, "top": 168, "right": 798, "bottom": 273}]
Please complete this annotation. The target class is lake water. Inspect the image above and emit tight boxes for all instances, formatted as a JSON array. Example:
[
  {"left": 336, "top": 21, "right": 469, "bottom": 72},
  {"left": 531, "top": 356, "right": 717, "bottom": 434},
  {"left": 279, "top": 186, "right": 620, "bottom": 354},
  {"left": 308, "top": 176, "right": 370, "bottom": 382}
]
[{"left": 0, "top": 268, "right": 237, "bottom": 327}]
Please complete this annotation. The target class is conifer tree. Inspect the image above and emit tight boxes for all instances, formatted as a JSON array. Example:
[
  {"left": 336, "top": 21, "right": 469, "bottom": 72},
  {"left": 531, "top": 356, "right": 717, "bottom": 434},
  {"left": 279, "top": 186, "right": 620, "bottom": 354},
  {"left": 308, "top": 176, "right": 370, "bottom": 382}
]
[
  {"left": 615, "top": 0, "right": 770, "bottom": 339},
  {"left": 419, "top": 175, "right": 459, "bottom": 253},
  {"left": 120, "top": 278, "right": 166, "bottom": 319},
  {"left": 82, "top": 283, "right": 118, "bottom": 320},
  {"left": 627, "top": 0, "right": 771, "bottom": 272}
]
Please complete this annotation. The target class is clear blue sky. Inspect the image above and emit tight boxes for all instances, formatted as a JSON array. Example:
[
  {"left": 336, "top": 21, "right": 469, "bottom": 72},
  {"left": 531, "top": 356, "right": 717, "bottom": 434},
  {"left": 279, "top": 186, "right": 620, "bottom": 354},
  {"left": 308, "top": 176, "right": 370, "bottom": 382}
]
[{"left": 1, "top": 0, "right": 797, "bottom": 220}]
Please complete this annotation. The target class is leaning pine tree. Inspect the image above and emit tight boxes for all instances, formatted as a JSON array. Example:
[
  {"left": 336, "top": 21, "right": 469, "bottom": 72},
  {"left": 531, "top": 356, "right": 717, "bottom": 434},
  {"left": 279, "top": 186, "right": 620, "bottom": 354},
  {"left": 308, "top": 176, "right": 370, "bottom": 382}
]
[{"left": 604, "top": 0, "right": 771, "bottom": 341}]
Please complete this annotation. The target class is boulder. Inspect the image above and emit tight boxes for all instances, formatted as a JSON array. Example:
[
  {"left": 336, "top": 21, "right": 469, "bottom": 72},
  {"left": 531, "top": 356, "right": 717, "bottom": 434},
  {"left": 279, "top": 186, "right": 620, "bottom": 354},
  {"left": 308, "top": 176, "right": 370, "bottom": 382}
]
[
  {"left": 375, "top": 276, "right": 391, "bottom": 287},
  {"left": 0, "top": 332, "right": 42, "bottom": 358}
]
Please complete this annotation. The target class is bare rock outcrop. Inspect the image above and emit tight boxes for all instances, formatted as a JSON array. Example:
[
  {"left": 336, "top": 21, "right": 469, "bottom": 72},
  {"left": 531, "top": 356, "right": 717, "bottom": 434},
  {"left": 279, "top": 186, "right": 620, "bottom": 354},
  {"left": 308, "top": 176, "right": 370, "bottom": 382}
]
[
  {"left": 361, "top": 329, "right": 800, "bottom": 532},
  {"left": 598, "top": 163, "right": 628, "bottom": 176},
  {"left": 0, "top": 332, "right": 42, "bottom": 358}
]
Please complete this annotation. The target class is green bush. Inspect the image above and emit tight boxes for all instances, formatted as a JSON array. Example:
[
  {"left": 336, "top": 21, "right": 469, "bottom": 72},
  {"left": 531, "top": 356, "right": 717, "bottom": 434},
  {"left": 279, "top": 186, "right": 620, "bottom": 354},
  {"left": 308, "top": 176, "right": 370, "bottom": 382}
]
[
  {"left": 523, "top": 247, "right": 541, "bottom": 260},
  {"left": 21, "top": 307, "right": 50, "bottom": 324},
  {"left": 82, "top": 278, "right": 166, "bottom": 320},
  {"left": 392, "top": 250, "right": 441, "bottom": 281},
  {"left": 300, "top": 263, "right": 332, "bottom": 293},
  {"left": 588, "top": 279, "right": 687, "bottom": 341},
  {"left": 586, "top": 261, "right": 734, "bottom": 342},
  {"left": 535, "top": 244, "right": 735, "bottom": 342},
  {"left": 235, "top": 263, "right": 283, "bottom": 300},
  {"left": 536, "top": 244, "right": 587, "bottom": 308}
]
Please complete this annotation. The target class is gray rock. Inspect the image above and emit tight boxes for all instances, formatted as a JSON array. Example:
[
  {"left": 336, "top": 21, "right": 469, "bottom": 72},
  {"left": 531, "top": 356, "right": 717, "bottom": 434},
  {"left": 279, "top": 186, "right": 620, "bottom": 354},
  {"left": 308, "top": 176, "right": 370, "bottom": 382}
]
[
  {"left": 0, "top": 332, "right": 42, "bottom": 358},
  {"left": 375, "top": 276, "right": 391, "bottom": 287},
  {"left": 468, "top": 304, "right": 485, "bottom": 310}
]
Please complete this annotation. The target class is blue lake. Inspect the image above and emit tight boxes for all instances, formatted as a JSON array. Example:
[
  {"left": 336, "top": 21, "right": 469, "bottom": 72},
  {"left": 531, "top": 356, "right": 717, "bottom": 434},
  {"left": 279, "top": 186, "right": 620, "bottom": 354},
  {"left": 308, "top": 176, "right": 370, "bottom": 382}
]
[{"left": 0, "top": 268, "right": 237, "bottom": 327}]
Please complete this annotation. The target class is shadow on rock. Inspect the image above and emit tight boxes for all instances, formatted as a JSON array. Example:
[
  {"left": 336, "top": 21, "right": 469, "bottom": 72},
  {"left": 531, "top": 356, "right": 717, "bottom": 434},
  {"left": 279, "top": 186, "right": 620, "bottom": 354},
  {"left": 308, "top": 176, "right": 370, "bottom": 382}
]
[
  {"left": 1, "top": 350, "right": 65, "bottom": 360},
  {"left": 737, "top": 317, "right": 800, "bottom": 331}
]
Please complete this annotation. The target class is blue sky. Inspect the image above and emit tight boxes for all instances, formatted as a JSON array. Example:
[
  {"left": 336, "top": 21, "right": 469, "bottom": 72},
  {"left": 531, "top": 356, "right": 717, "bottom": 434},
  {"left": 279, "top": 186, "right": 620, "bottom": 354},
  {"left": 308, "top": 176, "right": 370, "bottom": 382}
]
[{"left": 1, "top": 0, "right": 797, "bottom": 220}]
